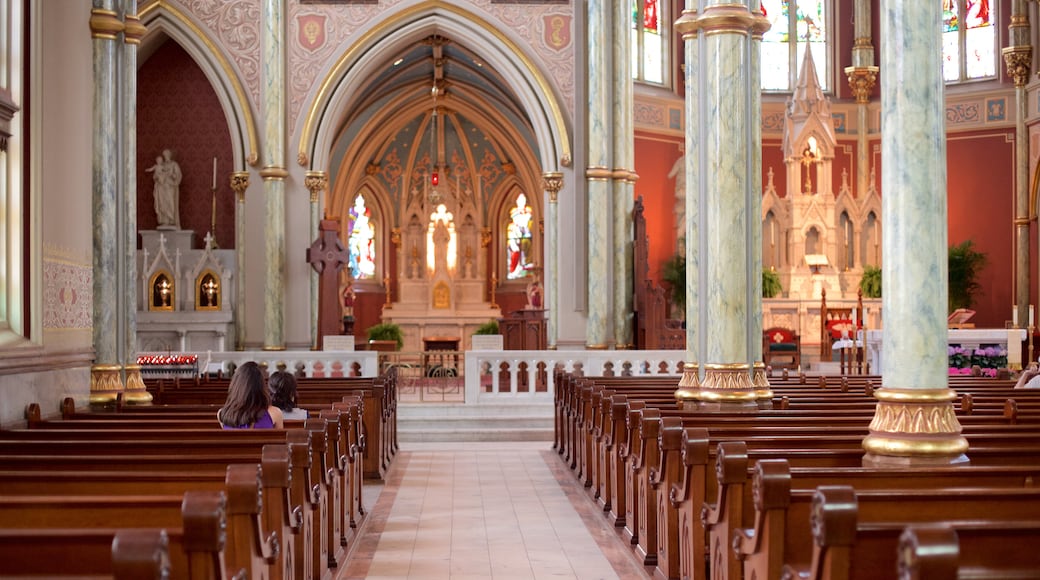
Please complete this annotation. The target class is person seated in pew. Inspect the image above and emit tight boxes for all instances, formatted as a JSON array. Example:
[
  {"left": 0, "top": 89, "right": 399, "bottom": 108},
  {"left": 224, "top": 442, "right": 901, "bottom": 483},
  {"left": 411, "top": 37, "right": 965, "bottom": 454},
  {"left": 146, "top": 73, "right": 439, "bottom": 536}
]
[
  {"left": 1014, "top": 361, "right": 1040, "bottom": 389},
  {"left": 217, "top": 361, "right": 285, "bottom": 429},
  {"left": 269, "top": 370, "right": 308, "bottom": 421}
]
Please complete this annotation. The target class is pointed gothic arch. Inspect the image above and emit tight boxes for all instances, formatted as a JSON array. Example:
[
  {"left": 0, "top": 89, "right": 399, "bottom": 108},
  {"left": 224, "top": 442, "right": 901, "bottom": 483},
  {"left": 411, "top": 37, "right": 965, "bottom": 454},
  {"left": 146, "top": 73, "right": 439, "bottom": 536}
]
[{"left": 138, "top": 1, "right": 259, "bottom": 169}]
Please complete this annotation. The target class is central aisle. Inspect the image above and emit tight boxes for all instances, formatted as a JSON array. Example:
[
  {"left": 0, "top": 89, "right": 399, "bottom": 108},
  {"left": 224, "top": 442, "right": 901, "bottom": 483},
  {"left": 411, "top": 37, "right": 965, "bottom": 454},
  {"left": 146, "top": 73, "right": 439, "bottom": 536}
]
[{"left": 337, "top": 442, "right": 649, "bottom": 580}]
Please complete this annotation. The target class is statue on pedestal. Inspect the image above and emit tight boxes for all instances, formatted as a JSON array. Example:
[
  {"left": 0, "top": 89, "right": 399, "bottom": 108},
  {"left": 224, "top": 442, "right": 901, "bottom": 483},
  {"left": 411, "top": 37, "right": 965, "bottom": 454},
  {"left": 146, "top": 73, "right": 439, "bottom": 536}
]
[{"left": 146, "top": 149, "right": 182, "bottom": 229}]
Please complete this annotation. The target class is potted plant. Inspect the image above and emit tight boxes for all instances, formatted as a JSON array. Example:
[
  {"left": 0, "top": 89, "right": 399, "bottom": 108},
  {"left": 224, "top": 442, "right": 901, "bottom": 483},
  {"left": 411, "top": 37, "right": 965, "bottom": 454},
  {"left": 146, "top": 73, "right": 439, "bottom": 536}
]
[
  {"left": 762, "top": 268, "right": 783, "bottom": 298},
  {"left": 859, "top": 265, "right": 882, "bottom": 298},
  {"left": 474, "top": 320, "right": 499, "bottom": 335},
  {"left": 366, "top": 321, "right": 404, "bottom": 350},
  {"left": 661, "top": 250, "right": 686, "bottom": 315},
  {"left": 948, "top": 240, "right": 987, "bottom": 312}
]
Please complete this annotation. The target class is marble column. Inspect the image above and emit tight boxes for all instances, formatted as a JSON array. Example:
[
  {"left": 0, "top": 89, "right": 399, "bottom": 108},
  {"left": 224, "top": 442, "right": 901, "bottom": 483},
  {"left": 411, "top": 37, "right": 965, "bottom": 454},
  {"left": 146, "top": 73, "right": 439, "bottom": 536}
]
[
  {"left": 585, "top": 0, "right": 612, "bottom": 349},
  {"left": 863, "top": 0, "right": 968, "bottom": 465},
  {"left": 120, "top": 1, "right": 150, "bottom": 403},
  {"left": 1003, "top": 2, "right": 1031, "bottom": 334},
  {"left": 89, "top": 3, "right": 124, "bottom": 404},
  {"left": 261, "top": 0, "right": 287, "bottom": 350},
  {"left": 845, "top": 0, "right": 878, "bottom": 201},
  {"left": 673, "top": 1, "right": 770, "bottom": 409},
  {"left": 305, "top": 171, "right": 328, "bottom": 350},
  {"left": 543, "top": 172, "right": 563, "bottom": 348},
  {"left": 612, "top": 0, "right": 636, "bottom": 349},
  {"left": 230, "top": 172, "right": 250, "bottom": 350}
]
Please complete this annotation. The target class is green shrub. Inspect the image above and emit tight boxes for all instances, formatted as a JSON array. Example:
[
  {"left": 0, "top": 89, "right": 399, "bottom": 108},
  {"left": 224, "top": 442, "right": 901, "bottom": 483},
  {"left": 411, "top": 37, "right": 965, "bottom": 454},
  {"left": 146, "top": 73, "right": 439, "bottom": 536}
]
[
  {"left": 948, "top": 240, "right": 987, "bottom": 312},
  {"left": 474, "top": 320, "right": 500, "bottom": 335},
  {"left": 366, "top": 322, "right": 404, "bottom": 349},
  {"left": 859, "top": 265, "right": 882, "bottom": 298},
  {"left": 762, "top": 268, "right": 783, "bottom": 298}
]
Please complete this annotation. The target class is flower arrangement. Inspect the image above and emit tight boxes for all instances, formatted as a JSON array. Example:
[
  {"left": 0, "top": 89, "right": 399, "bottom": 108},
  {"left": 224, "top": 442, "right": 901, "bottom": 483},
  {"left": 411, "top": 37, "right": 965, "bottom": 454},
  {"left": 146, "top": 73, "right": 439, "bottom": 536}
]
[
  {"left": 138, "top": 354, "right": 198, "bottom": 366},
  {"left": 947, "top": 344, "right": 1006, "bottom": 377},
  {"left": 972, "top": 345, "right": 1007, "bottom": 370},
  {"left": 947, "top": 345, "right": 972, "bottom": 370}
]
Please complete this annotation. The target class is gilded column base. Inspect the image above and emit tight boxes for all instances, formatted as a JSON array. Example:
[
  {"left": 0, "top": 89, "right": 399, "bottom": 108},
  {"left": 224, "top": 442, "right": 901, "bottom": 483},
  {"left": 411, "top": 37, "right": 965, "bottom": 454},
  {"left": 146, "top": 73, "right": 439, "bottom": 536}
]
[
  {"left": 89, "top": 364, "right": 124, "bottom": 406},
  {"left": 675, "top": 363, "right": 766, "bottom": 412},
  {"left": 862, "top": 387, "right": 969, "bottom": 467},
  {"left": 121, "top": 364, "right": 153, "bottom": 405}
]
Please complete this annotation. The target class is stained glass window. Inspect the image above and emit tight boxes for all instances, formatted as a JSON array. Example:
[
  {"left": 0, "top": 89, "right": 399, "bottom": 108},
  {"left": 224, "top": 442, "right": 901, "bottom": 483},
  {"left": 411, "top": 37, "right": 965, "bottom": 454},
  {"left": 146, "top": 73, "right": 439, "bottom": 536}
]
[
  {"left": 347, "top": 193, "right": 376, "bottom": 280},
  {"left": 761, "top": 0, "right": 829, "bottom": 92},
  {"left": 943, "top": 0, "right": 996, "bottom": 82},
  {"left": 631, "top": 0, "right": 666, "bottom": 85},
  {"left": 505, "top": 192, "right": 534, "bottom": 280}
]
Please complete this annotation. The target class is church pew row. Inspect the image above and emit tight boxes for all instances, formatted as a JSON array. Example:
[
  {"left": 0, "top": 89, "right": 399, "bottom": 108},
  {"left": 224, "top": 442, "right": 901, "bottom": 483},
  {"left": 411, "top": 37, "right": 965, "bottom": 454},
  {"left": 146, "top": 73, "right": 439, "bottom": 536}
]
[
  {"left": 7, "top": 412, "right": 354, "bottom": 580},
  {"left": 763, "top": 484, "right": 1040, "bottom": 580},
  {"left": 137, "top": 375, "right": 397, "bottom": 479},
  {"left": 5, "top": 421, "right": 338, "bottom": 580},
  {"left": 551, "top": 371, "right": 1040, "bottom": 580},
  {"left": 704, "top": 443, "right": 1040, "bottom": 580},
  {"left": 897, "top": 522, "right": 1040, "bottom": 580},
  {"left": 0, "top": 494, "right": 231, "bottom": 580}
]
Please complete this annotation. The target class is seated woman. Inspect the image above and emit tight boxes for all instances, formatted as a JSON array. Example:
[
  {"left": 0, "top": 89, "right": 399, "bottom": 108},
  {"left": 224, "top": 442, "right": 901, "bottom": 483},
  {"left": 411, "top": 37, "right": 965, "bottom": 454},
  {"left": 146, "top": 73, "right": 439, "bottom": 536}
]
[
  {"left": 1015, "top": 362, "right": 1040, "bottom": 389},
  {"left": 217, "top": 361, "right": 285, "bottom": 429},
  {"left": 269, "top": 370, "right": 308, "bottom": 421}
]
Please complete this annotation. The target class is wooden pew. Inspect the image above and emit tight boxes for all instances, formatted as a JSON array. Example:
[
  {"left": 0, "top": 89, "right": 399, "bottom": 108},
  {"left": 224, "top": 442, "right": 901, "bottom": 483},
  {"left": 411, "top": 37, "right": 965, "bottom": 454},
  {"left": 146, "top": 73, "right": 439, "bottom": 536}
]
[
  {"left": 0, "top": 528, "right": 173, "bottom": 579},
  {"left": 0, "top": 492, "right": 232, "bottom": 579},
  {"left": 898, "top": 522, "right": 1040, "bottom": 580}
]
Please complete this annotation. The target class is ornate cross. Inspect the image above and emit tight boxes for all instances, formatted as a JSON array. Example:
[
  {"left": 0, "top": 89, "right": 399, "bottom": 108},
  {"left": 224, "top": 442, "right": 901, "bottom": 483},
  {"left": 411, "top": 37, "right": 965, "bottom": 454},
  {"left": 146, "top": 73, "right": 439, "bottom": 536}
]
[{"left": 307, "top": 219, "right": 350, "bottom": 349}]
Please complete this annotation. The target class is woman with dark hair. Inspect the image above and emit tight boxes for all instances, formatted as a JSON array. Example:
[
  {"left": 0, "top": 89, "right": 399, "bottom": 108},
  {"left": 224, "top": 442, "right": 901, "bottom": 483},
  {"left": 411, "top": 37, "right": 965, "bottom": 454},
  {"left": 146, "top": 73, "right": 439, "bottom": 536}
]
[
  {"left": 269, "top": 370, "right": 308, "bottom": 421},
  {"left": 217, "top": 361, "right": 284, "bottom": 429}
]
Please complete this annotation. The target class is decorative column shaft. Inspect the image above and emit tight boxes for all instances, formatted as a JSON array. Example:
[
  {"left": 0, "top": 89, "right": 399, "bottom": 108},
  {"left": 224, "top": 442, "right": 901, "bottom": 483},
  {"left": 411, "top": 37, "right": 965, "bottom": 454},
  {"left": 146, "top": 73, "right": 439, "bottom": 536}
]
[
  {"left": 674, "top": 1, "right": 770, "bottom": 409},
  {"left": 864, "top": 0, "right": 967, "bottom": 465},
  {"left": 90, "top": 3, "right": 124, "bottom": 404},
  {"left": 845, "top": 0, "right": 878, "bottom": 200},
  {"left": 305, "top": 171, "right": 328, "bottom": 349},
  {"left": 543, "top": 172, "right": 563, "bottom": 348},
  {"left": 261, "top": 0, "right": 286, "bottom": 350},
  {"left": 1003, "top": 3, "right": 1031, "bottom": 330},
  {"left": 585, "top": 0, "right": 612, "bottom": 349},
  {"left": 120, "top": 1, "right": 150, "bottom": 403},
  {"left": 612, "top": 0, "right": 635, "bottom": 349},
  {"left": 230, "top": 172, "right": 250, "bottom": 349}
]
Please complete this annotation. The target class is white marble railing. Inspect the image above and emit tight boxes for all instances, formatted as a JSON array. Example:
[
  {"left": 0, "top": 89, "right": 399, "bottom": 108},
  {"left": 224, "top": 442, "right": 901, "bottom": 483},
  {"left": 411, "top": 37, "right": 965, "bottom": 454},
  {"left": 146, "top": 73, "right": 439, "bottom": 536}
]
[
  {"left": 463, "top": 350, "right": 685, "bottom": 403},
  {"left": 145, "top": 349, "right": 688, "bottom": 404}
]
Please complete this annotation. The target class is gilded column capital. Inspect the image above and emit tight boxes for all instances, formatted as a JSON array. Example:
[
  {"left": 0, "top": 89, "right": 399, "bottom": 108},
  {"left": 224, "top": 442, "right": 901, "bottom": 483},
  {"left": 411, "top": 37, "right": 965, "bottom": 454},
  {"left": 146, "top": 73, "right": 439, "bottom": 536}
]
[
  {"left": 391, "top": 227, "right": 402, "bottom": 247},
  {"left": 259, "top": 166, "right": 289, "bottom": 181},
  {"left": 542, "top": 172, "right": 563, "bottom": 204},
  {"left": 123, "top": 14, "right": 146, "bottom": 44},
  {"left": 844, "top": 66, "right": 879, "bottom": 104},
  {"left": 304, "top": 170, "right": 328, "bottom": 204},
  {"left": 674, "top": 5, "right": 770, "bottom": 39},
  {"left": 89, "top": 9, "right": 124, "bottom": 40},
  {"left": 1002, "top": 46, "right": 1032, "bottom": 87},
  {"left": 230, "top": 171, "right": 250, "bottom": 203}
]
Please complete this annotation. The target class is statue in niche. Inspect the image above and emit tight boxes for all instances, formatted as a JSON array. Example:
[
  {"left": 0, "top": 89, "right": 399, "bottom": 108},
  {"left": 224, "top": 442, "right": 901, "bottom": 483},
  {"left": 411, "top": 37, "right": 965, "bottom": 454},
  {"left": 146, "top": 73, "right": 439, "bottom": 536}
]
[
  {"left": 426, "top": 204, "right": 456, "bottom": 278},
  {"left": 146, "top": 149, "right": 182, "bottom": 229},
  {"left": 409, "top": 244, "right": 420, "bottom": 279},
  {"left": 463, "top": 245, "right": 473, "bottom": 279},
  {"left": 667, "top": 154, "right": 685, "bottom": 246}
]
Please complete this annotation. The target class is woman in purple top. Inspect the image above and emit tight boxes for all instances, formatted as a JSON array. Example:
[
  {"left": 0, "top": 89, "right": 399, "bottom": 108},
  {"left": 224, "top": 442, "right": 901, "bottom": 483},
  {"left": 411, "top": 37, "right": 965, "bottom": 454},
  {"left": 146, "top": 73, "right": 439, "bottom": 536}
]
[{"left": 217, "top": 361, "right": 285, "bottom": 429}]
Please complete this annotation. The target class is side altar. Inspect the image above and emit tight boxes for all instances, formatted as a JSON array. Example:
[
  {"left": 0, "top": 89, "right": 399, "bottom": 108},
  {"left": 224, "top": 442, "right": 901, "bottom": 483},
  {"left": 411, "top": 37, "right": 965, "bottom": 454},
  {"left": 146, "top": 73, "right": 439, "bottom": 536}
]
[{"left": 866, "top": 328, "right": 1026, "bottom": 373}]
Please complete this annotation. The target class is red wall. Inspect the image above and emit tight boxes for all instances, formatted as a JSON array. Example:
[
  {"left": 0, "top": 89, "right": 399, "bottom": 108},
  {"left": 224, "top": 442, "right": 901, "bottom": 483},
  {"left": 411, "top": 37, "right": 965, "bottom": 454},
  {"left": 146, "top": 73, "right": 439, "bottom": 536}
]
[
  {"left": 947, "top": 130, "right": 1015, "bottom": 328},
  {"left": 138, "top": 41, "right": 235, "bottom": 249},
  {"left": 634, "top": 134, "right": 683, "bottom": 283}
]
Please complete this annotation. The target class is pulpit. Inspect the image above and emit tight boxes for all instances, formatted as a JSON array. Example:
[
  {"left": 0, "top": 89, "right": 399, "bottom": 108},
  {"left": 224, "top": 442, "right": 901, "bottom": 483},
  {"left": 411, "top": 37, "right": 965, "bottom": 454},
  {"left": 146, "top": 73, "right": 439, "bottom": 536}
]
[{"left": 499, "top": 309, "right": 546, "bottom": 350}]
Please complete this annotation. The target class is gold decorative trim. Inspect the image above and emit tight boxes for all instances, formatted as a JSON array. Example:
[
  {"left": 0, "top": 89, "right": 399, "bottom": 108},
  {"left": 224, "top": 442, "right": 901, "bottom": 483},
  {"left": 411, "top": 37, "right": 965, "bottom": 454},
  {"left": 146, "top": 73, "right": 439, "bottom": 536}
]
[
  {"left": 90, "top": 364, "right": 124, "bottom": 404},
  {"left": 230, "top": 171, "right": 249, "bottom": 203},
  {"left": 123, "top": 14, "right": 147, "bottom": 44},
  {"left": 299, "top": 0, "right": 570, "bottom": 170},
  {"left": 674, "top": 362, "right": 700, "bottom": 401},
  {"left": 751, "top": 361, "right": 773, "bottom": 400},
  {"left": 674, "top": 5, "right": 770, "bottom": 38},
  {"left": 863, "top": 387, "right": 968, "bottom": 459},
  {"left": 90, "top": 9, "right": 124, "bottom": 40},
  {"left": 259, "top": 166, "right": 289, "bottom": 181},
  {"left": 844, "top": 66, "right": 879, "bottom": 105},
  {"left": 305, "top": 170, "right": 328, "bottom": 204},
  {"left": 139, "top": 1, "right": 259, "bottom": 165},
  {"left": 122, "top": 365, "right": 153, "bottom": 404},
  {"left": 586, "top": 166, "right": 613, "bottom": 181},
  {"left": 1002, "top": 46, "right": 1032, "bottom": 87},
  {"left": 262, "top": 346, "right": 287, "bottom": 351},
  {"left": 542, "top": 172, "right": 563, "bottom": 204},
  {"left": 1014, "top": 216, "right": 1031, "bottom": 226},
  {"left": 853, "top": 36, "right": 873, "bottom": 49},
  {"left": 680, "top": 362, "right": 760, "bottom": 404},
  {"left": 585, "top": 343, "right": 609, "bottom": 350},
  {"left": 612, "top": 169, "right": 639, "bottom": 183}
]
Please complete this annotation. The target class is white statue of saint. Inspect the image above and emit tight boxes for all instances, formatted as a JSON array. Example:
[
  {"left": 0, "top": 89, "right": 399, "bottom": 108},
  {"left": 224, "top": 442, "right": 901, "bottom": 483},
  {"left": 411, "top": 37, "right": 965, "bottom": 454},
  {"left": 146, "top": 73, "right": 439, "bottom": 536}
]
[{"left": 147, "top": 149, "right": 182, "bottom": 229}]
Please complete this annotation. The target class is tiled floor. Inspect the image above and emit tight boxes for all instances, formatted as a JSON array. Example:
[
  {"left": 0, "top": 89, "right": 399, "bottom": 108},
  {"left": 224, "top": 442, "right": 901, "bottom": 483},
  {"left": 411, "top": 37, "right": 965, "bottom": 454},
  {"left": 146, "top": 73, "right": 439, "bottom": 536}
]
[{"left": 337, "top": 442, "right": 650, "bottom": 580}]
